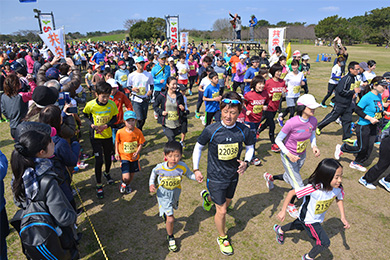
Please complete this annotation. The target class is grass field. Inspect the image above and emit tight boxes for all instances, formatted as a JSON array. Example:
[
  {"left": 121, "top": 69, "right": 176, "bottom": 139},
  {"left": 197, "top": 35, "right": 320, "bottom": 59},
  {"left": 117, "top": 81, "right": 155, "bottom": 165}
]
[{"left": 3, "top": 43, "right": 390, "bottom": 260}]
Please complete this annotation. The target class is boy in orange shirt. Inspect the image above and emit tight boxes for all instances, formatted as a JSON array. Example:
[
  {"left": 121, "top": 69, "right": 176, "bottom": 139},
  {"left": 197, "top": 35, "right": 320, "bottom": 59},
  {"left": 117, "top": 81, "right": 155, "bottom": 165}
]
[{"left": 115, "top": 110, "right": 145, "bottom": 193}]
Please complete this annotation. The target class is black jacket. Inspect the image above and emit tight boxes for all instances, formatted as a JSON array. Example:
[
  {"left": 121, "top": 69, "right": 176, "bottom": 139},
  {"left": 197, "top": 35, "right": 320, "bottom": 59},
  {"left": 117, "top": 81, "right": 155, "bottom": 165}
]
[
  {"left": 334, "top": 72, "right": 356, "bottom": 107},
  {"left": 153, "top": 91, "right": 186, "bottom": 126}
]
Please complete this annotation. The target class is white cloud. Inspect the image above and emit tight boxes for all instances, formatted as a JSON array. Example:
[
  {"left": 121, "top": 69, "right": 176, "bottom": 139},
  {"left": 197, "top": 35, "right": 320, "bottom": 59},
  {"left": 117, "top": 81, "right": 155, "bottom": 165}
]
[
  {"left": 10, "top": 16, "right": 30, "bottom": 22},
  {"left": 319, "top": 6, "right": 340, "bottom": 12},
  {"left": 131, "top": 13, "right": 142, "bottom": 19}
]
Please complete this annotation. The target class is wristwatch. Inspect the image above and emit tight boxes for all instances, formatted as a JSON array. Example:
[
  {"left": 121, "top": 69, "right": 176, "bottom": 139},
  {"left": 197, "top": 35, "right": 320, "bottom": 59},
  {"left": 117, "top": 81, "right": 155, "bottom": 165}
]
[{"left": 244, "top": 160, "right": 250, "bottom": 168}]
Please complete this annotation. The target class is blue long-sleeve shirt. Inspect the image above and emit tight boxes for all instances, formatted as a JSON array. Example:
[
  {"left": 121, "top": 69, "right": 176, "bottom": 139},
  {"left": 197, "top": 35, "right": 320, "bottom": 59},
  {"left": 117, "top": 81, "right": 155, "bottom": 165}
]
[
  {"left": 0, "top": 150, "right": 8, "bottom": 211},
  {"left": 151, "top": 63, "right": 170, "bottom": 92}
]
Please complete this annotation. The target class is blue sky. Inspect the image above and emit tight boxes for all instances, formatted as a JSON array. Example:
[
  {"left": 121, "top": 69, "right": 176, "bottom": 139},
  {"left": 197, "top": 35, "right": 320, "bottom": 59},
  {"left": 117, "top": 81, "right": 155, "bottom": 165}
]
[{"left": 0, "top": 0, "right": 388, "bottom": 35}]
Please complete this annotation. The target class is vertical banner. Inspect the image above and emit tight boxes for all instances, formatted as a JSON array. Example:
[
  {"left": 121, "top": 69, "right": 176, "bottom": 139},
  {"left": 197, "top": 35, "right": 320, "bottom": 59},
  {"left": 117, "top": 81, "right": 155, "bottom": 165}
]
[
  {"left": 40, "top": 14, "right": 54, "bottom": 33},
  {"left": 268, "top": 27, "right": 286, "bottom": 55},
  {"left": 39, "top": 28, "right": 66, "bottom": 58},
  {"left": 168, "top": 16, "right": 179, "bottom": 46},
  {"left": 180, "top": 32, "right": 188, "bottom": 50}
]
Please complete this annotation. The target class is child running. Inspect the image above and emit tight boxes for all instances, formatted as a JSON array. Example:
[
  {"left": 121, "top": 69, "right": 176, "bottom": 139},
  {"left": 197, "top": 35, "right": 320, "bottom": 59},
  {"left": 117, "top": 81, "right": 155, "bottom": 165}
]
[
  {"left": 115, "top": 110, "right": 145, "bottom": 194},
  {"left": 203, "top": 71, "right": 222, "bottom": 126},
  {"left": 264, "top": 94, "right": 321, "bottom": 218},
  {"left": 149, "top": 141, "right": 203, "bottom": 252},
  {"left": 244, "top": 75, "right": 269, "bottom": 165},
  {"left": 83, "top": 81, "right": 119, "bottom": 198},
  {"left": 273, "top": 158, "right": 350, "bottom": 260}
]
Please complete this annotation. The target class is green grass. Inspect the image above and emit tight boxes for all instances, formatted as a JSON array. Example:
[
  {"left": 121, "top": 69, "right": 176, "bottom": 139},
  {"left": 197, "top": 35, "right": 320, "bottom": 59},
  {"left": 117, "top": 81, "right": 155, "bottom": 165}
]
[{"left": 3, "top": 42, "right": 390, "bottom": 260}]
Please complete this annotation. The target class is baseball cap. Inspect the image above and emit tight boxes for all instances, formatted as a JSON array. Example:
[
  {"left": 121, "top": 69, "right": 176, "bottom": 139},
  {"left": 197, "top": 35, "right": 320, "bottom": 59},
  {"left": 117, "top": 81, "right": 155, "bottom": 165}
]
[
  {"left": 292, "top": 50, "right": 301, "bottom": 57},
  {"left": 135, "top": 56, "right": 145, "bottom": 63},
  {"left": 226, "top": 49, "right": 232, "bottom": 54},
  {"left": 382, "top": 72, "right": 390, "bottom": 79},
  {"left": 217, "top": 56, "right": 224, "bottom": 61},
  {"left": 302, "top": 54, "right": 310, "bottom": 60},
  {"left": 239, "top": 54, "right": 246, "bottom": 60},
  {"left": 359, "top": 62, "right": 369, "bottom": 71},
  {"left": 297, "top": 94, "right": 321, "bottom": 109},
  {"left": 106, "top": 78, "right": 118, "bottom": 88},
  {"left": 118, "top": 60, "right": 125, "bottom": 66},
  {"left": 376, "top": 79, "right": 389, "bottom": 86},
  {"left": 124, "top": 110, "right": 137, "bottom": 121},
  {"left": 46, "top": 67, "right": 60, "bottom": 80},
  {"left": 177, "top": 84, "right": 188, "bottom": 91},
  {"left": 168, "top": 57, "right": 174, "bottom": 62},
  {"left": 159, "top": 53, "right": 167, "bottom": 59}
]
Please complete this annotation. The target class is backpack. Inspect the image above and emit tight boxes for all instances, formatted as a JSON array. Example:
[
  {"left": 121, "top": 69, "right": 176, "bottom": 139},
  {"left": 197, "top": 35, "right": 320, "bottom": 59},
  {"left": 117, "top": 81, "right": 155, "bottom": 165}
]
[{"left": 11, "top": 175, "right": 75, "bottom": 260}]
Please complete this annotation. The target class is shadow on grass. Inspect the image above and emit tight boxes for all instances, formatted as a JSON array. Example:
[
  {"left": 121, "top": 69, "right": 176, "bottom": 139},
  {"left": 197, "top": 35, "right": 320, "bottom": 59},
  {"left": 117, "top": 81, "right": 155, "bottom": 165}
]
[
  {"left": 227, "top": 186, "right": 291, "bottom": 238},
  {"left": 0, "top": 138, "right": 14, "bottom": 148},
  {"left": 283, "top": 217, "right": 350, "bottom": 260}
]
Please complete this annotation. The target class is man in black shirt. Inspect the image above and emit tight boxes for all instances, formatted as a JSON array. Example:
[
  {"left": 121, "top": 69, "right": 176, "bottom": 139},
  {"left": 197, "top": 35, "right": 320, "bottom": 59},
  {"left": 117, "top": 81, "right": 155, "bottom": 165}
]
[
  {"left": 192, "top": 91, "right": 255, "bottom": 256},
  {"left": 120, "top": 50, "right": 135, "bottom": 73}
]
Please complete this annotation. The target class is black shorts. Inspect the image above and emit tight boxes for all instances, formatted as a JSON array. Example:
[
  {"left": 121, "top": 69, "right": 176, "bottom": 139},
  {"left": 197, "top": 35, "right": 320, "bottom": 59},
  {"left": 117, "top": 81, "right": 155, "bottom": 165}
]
[
  {"left": 162, "top": 126, "right": 181, "bottom": 141},
  {"left": 207, "top": 179, "right": 238, "bottom": 205},
  {"left": 121, "top": 160, "right": 140, "bottom": 174}
]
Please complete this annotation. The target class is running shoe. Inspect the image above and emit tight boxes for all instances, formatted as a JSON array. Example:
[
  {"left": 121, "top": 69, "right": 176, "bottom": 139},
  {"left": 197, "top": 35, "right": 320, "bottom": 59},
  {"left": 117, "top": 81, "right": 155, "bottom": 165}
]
[
  {"left": 188, "top": 89, "right": 193, "bottom": 96},
  {"left": 120, "top": 182, "right": 126, "bottom": 193},
  {"left": 104, "top": 172, "right": 114, "bottom": 184},
  {"left": 271, "top": 144, "right": 281, "bottom": 153},
  {"left": 334, "top": 144, "right": 343, "bottom": 160},
  {"left": 263, "top": 172, "right": 275, "bottom": 190},
  {"left": 320, "top": 103, "right": 327, "bottom": 108},
  {"left": 315, "top": 128, "right": 321, "bottom": 136},
  {"left": 302, "top": 253, "right": 311, "bottom": 260},
  {"left": 335, "top": 118, "right": 342, "bottom": 125},
  {"left": 180, "top": 141, "right": 186, "bottom": 148},
  {"left": 379, "top": 177, "right": 390, "bottom": 192},
  {"left": 96, "top": 185, "right": 104, "bottom": 199},
  {"left": 217, "top": 235, "right": 233, "bottom": 256},
  {"left": 358, "top": 177, "right": 376, "bottom": 190},
  {"left": 349, "top": 161, "right": 367, "bottom": 172},
  {"left": 125, "top": 185, "right": 132, "bottom": 194},
  {"left": 278, "top": 116, "right": 284, "bottom": 127},
  {"left": 154, "top": 111, "right": 158, "bottom": 120},
  {"left": 329, "top": 102, "right": 335, "bottom": 107},
  {"left": 286, "top": 204, "right": 299, "bottom": 219},
  {"left": 195, "top": 112, "right": 200, "bottom": 119},
  {"left": 0, "top": 118, "right": 6, "bottom": 123},
  {"left": 167, "top": 236, "right": 178, "bottom": 252},
  {"left": 273, "top": 224, "right": 284, "bottom": 245},
  {"left": 200, "top": 190, "right": 212, "bottom": 211},
  {"left": 251, "top": 157, "right": 262, "bottom": 166},
  {"left": 343, "top": 138, "right": 356, "bottom": 144}
]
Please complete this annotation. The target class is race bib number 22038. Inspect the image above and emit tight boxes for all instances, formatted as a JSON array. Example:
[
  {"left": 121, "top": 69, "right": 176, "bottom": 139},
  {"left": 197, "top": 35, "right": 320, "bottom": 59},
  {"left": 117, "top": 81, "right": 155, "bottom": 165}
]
[{"left": 218, "top": 143, "right": 239, "bottom": 160}]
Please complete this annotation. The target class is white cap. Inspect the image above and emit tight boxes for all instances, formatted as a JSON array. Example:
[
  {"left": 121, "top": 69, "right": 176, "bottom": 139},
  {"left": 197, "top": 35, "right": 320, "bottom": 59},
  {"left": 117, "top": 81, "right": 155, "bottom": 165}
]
[
  {"left": 302, "top": 54, "right": 310, "bottom": 60},
  {"left": 106, "top": 78, "right": 119, "bottom": 88},
  {"left": 239, "top": 54, "right": 246, "bottom": 60},
  {"left": 168, "top": 57, "right": 174, "bottom": 62},
  {"left": 226, "top": 49, "right": 232, "bottom": 54},
  {"left": 297, "top": 94, "right": 321, "bottom": 109}
]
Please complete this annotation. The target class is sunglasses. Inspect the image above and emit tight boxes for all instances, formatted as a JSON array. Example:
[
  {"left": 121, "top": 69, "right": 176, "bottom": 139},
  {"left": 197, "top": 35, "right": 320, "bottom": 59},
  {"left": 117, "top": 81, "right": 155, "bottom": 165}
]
[{"left": 222, "top": 98, "right": 241, "bottom": 105}]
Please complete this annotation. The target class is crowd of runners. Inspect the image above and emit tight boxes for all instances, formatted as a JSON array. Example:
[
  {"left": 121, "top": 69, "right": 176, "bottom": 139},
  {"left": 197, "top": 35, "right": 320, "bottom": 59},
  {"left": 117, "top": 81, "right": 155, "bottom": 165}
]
[{"left": 1, "top": 37, "right": 390, "bottom": 259}]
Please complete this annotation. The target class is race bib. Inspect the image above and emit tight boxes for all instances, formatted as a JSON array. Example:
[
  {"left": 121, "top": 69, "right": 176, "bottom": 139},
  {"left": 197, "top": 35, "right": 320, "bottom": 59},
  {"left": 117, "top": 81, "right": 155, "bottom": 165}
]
[
  {"left": 218, "top": 143, "right": 239, "bottom": 161},
  {"left": 160, "top": 176, "right": 182, "bottom": 190},
  {"left": 121, "top": 74, "right": 128, "bottom": 82},
  {"left": 95, "top": 115, "right": 109, "bottom": 125},
  {"left": 212, "top": 91, "right": 219, "bottom": 98},
  {"left": 123, "top": 141, "right": 138, "bottom": 154},
  {"left": 367, "top": 79, "right": 372, "bottom": 84},
  {"left": 350, "top": 81, "right": 360, "bottom": 90},
  {"left": 272, "top": 92, "right": 282, "bottom": 101},
  {"left": 293, "top": 86, "right": 301, "bottom": 94},
  {"left": 280, "top": 72, "right": 287, "bottom": 79},
  {"left": 254, "top": 71, "right": 259, "bottom": 76},
  {"left": 296, "top": 139, "right": 309, "bottom": 153},
  {"left": 99, "top": 61, "right": 104, "bottom": 66},
  {"left": 253, "top": 105, "right": 263, "bottom": 114},
  {"left": 110, "top": 64, "right": 116, "bottom": 69},
  {"left": 374, "top": 112, "right": 382, "bottom": 120},
  {"left": 190, "top": 65, "right": 195, "bottom": 70},
  {"left": 218, "top": 73, "right": 224, "bottom": 80},
  {"left": 167, "top": 111, "right": 179, "bottom": 121},
  {"left": 181, "top": 69, "right": 186, "bottom": 74},
  {"left": 87, "top": 74, "right": 93, "bottom": 80},
  {"left": 315, "top": 197, "right": 335, "bottom": 214},
  {"left": 139, "top": 87, "right": 146, "bottom": 96}
]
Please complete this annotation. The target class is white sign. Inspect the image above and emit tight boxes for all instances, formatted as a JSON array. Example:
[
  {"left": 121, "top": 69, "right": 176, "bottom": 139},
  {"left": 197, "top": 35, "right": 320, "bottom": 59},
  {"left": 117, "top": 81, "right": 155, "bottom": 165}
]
[
  {"left": 39, "top": 28, "right": 66, "bottom": 58},
  {"left": 180, "top": 32, "right": 188, "bottom": 50},
  {"left": 268, "top": 27, "right": 286, "bottom": 55},
  {"left": 168, "top": 17, "right": 179, "bottom": 46},
  {"left": 40, "top": 14, "right": 54, "bottom": 33}
]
